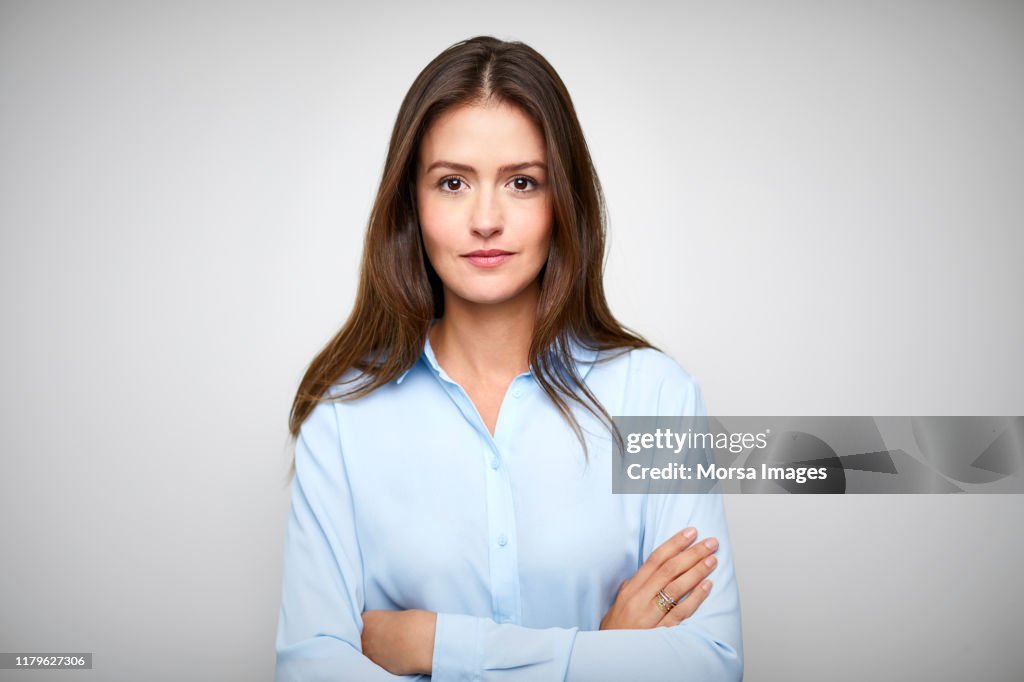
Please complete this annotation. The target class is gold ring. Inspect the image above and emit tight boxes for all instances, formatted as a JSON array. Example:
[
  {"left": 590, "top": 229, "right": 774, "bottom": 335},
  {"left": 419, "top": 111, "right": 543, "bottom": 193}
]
[{"left": 655, "top": 589, "right": 677, "bottom": 614}]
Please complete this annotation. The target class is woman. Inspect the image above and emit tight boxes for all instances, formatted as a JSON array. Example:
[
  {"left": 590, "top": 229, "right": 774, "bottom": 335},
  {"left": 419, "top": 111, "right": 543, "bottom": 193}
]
[{"left": 275, "top": 36, "right": 743, "bottom": 681}]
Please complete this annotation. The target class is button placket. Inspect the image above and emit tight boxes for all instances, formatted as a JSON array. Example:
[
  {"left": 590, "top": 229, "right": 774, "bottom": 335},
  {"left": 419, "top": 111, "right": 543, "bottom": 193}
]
[
  {"left": 425, "top": 343, "right": 528, "bottom": 626},
  {"left": 482, "top": 374, "right": 531, "bottom": 625},
  {"left": 483, "top": 432, "right": 519, "bottom": 623}
]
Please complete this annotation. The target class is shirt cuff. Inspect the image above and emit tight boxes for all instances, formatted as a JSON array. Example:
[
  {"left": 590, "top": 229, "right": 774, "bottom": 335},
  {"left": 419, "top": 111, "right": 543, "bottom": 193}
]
[{"left": 432, "top": 612, "right": 484, "bottom": 681}]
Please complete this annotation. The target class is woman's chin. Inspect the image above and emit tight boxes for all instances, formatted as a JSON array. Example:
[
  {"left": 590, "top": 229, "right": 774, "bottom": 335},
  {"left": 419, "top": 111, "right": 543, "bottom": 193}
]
[{"left": 449, "top": 285, "right": 535, "bottom": 308}]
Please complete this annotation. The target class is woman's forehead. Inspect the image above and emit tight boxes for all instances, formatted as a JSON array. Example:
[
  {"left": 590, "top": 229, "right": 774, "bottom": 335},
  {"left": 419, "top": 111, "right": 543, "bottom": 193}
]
[{"left": 419, "top": 101, "right": 546, "bottom": 169}]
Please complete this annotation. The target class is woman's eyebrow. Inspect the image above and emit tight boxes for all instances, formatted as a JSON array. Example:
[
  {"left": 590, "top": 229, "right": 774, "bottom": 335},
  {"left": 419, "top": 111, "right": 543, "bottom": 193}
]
[{"left": 424, "top": 160, "right": 546, "bottom": 174}]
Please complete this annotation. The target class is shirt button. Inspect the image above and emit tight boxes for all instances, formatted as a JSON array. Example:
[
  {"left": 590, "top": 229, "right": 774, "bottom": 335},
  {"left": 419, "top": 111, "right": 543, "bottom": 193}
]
[
  {"left": 497, "top": 533, "right": 508, "bottom": 547},
  {"left": 512, "top": 386, "right": 524, "bottom": 398},
  {"left": 490, "top": 455, "right": 501, "bottom": 470}
]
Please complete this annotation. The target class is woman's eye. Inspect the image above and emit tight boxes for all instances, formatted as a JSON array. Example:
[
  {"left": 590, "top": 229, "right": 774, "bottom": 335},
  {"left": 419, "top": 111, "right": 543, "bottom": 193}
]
[
  {"left": 440, "top": 176, "right": 464, "bottom": 192},
  {"left": 509, "top": 176, "right": 537, "bottom": 192}
]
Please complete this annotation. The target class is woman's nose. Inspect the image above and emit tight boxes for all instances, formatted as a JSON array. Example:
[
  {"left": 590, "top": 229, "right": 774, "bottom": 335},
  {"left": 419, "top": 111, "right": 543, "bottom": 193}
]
[{"left": 471, "top": 187, "right": 503, "bottom": 239}]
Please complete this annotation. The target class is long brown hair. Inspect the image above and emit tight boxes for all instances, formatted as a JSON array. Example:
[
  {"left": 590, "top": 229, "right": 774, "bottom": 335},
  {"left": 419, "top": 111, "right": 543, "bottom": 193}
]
[{"left": 287, "top": 35, "right": 655, "bottom": 474}]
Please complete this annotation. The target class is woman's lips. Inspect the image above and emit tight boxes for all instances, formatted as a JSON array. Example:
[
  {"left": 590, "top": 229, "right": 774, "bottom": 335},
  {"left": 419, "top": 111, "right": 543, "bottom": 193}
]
[{"left": 462, "top": 250, "right": 513, "bottom": 268}]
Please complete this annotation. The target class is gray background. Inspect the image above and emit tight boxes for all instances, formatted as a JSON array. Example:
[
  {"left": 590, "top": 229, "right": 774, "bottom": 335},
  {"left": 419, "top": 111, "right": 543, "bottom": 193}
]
[{"left": 1, "top": 1, "right": 1022, "bottom": 680}]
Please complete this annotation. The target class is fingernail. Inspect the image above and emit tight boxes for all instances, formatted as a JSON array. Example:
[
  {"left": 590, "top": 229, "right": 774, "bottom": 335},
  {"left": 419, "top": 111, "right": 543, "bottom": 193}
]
[
  {"left": 704, "top": 556, "right": 716, "bottom": 567},
  {"left": 702, "top": 580, "right": 712, "bottom": 591},
  {"left": 704, "top": 538, "right": 718, "bottom": 550},
  {"left": 683, "top": 527, "right": 697, "bottom": 539}
]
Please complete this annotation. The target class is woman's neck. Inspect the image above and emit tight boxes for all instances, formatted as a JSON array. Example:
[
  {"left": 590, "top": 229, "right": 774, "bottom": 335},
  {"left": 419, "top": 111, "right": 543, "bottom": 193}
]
[{"left": 429, "top": 283, "right": 539, "bottom": 384}]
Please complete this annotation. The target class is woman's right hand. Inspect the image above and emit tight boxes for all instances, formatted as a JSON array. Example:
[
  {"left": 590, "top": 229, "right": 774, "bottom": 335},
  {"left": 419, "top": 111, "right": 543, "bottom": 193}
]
[{"left": 599, "top": 527, "right": 718, "bottom": 630}]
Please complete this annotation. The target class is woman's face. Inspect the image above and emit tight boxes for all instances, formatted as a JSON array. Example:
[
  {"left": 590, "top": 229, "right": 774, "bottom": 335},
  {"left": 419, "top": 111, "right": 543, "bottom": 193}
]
[{"left": 416, "top": 99, "right": 552, "bottom": 311}]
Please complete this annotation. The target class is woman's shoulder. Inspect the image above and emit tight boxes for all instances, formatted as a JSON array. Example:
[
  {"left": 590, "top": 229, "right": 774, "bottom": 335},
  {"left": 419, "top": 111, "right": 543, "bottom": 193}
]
[
  {"left": 319, "top": 366, "right": 398, "bottom": 408},
  {"left": 592, "top": 343, "right": 705, "bottom": 413},
  {"left": 594, "top": 343, "right": 698, "bottom": 386}
]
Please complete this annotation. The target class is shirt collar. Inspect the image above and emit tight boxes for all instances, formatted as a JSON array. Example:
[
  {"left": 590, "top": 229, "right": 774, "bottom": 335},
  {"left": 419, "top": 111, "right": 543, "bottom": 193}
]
[{"left": 395, "top": 331, "right": 601, "bottom": 385}]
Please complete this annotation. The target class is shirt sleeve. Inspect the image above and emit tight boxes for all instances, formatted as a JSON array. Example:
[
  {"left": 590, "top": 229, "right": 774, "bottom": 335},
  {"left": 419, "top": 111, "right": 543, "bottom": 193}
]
[
  {"left": 430, "top": 368, "right": 744, "bottom": 681},
  {"left": 275, "top": 396, "right": 423, "bottom": 682}
]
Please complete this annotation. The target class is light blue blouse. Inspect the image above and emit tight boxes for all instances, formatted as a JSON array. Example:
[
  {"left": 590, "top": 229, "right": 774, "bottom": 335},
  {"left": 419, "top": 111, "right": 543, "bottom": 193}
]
[{"left": 274, "top": 332, "right": 744, "bottom": 681}]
